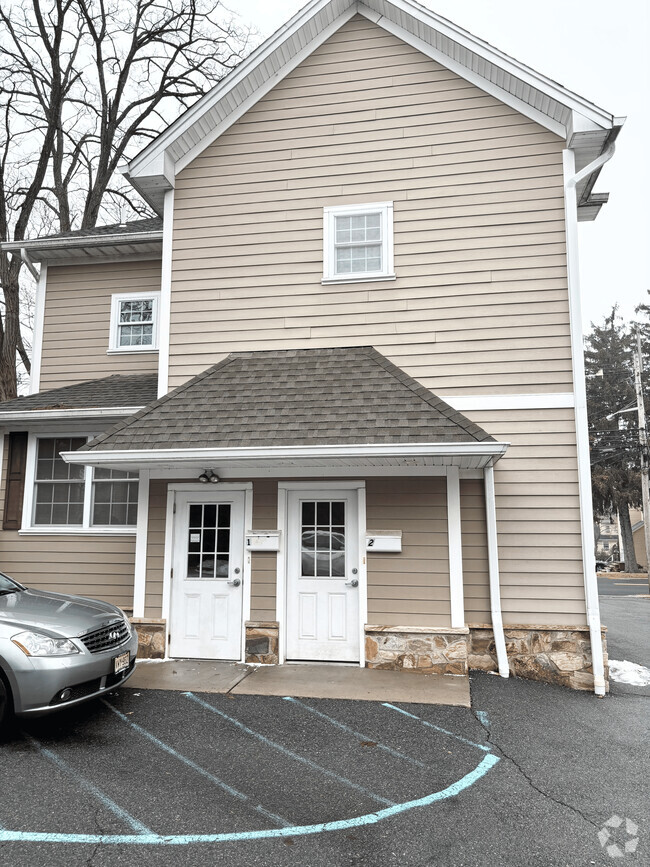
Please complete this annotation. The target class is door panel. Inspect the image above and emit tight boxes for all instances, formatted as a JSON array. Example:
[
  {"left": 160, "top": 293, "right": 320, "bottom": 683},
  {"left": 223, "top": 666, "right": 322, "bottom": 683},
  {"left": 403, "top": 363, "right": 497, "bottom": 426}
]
[
  {"left": 170, "top": 490, "right": 245, "bottom": 660},
  {"left": 286, "top": 490, "right": 360, "bottom": 662}
]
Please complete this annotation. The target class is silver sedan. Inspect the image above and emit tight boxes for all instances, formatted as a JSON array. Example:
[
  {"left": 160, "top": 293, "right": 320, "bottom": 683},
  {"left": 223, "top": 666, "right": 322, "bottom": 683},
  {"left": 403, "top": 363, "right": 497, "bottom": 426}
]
[{"left": 0, "top": 571, "right": 138, "bottom": 728}]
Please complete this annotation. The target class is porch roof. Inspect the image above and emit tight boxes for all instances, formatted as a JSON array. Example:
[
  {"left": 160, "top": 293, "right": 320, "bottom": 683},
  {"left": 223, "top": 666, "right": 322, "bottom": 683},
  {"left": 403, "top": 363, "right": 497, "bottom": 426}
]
[
  {"left": 62, "top": 347, "right": 508, "bottom": 471},
  {"left": 0, "top": 373, "right": 158, "bottom": 422}
]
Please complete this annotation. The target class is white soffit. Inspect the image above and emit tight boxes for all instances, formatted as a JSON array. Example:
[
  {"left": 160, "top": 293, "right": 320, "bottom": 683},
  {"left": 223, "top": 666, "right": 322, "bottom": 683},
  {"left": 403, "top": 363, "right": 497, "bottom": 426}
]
[{"left": 126, "top": 0, "right": 618, "bottom": 217}]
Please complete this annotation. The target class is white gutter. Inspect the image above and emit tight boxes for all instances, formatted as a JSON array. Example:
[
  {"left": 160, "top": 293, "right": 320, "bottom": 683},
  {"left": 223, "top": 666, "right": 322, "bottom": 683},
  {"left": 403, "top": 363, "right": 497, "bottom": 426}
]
[
  {"left": 62, "top": 441, "right": 510, "bottom": 467},
  {"left": 3, "top": 230, "right": 162, "bottom": 254},
  {"left": 564, "top": 144, "right": 616, "bottom": 697},
  {"left": 0, "top": 406, "right": 144, "bottom": 422}
]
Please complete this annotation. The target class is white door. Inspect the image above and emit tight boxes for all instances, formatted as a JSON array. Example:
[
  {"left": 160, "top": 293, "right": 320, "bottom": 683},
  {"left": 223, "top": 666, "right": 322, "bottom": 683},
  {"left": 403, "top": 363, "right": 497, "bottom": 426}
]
[
  {"left": 170, "top": 491, "right": 245, "bottom": 659},
  {"left": 286, "top": 490, "right": 360, "bottom": 662}
]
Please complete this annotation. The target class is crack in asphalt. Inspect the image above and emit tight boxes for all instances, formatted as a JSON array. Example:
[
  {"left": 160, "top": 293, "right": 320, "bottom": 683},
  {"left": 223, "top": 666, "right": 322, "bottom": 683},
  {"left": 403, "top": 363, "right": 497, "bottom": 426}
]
[
  {"left": 86, "top": 807, "right": 103, "bottom": 867},
  {"left": 470, "top": 708, "right": 600, "bottom": 831}
]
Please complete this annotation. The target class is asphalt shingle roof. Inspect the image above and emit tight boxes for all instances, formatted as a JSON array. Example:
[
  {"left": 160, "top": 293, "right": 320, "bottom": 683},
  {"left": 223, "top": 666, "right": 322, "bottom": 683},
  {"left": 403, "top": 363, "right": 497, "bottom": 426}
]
[
  {"left": 0, "top": 374, "right": 158, "bottom": 413},
  {"left": 34, "top": 217, "right": 163, "bottom": 242},
  {"left": 82, "top": 347, "right": 493, "bottom": 451}
]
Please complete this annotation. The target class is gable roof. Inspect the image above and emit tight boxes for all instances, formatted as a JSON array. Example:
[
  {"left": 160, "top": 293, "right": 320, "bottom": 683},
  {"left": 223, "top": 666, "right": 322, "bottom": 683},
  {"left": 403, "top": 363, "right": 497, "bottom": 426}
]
[
  {"left": 126, "top": 0, "right": 622, "bottom": 221},
  {"left": 0, "top": 374, "right": 158, "bottom": 421},
  {"left": 80, "top": 347, "right": 494, "bottom": 454}
]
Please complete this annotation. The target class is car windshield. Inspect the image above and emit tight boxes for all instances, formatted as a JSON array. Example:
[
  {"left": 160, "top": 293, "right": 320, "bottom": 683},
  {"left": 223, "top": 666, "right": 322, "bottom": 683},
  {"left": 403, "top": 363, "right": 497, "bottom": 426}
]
[{"left": 0, "top": 572, "right": 23, "bottom": 595}]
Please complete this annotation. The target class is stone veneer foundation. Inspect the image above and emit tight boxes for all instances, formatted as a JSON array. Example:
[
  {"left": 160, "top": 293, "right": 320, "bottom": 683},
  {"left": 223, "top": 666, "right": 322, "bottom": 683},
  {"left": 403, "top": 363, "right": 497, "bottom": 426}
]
[
  {"left": 365, "top": 626, "right": 469, "bottom": 675},
  {"left": 245, "top": 621, "right": 279, "bottom": 664},
  {"left": 468, "top": 623, "right": 609, "bottom": 692},
  {"left": 131, "top": 618, "right": 166, "bottom": 659}
]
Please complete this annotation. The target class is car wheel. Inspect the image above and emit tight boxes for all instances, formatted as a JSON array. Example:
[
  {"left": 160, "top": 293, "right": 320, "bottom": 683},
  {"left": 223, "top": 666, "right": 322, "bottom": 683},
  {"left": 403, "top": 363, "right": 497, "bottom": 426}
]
[{"left": 0, "top": 672, "right": 14, "bottom": 735}]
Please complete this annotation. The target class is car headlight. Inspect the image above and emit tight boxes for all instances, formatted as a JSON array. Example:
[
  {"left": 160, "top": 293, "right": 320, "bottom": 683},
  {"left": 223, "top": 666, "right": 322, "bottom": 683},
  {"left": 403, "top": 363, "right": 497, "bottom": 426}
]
[{"left": 11, "top": 630, "right": 80, "bottom": 657}]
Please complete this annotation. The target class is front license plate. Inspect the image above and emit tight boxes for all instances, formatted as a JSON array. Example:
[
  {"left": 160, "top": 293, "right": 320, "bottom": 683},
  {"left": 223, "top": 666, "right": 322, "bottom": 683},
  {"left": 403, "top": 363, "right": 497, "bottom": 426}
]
[{"left": 113, "top": 651, "right": 130, "bottom": 674}]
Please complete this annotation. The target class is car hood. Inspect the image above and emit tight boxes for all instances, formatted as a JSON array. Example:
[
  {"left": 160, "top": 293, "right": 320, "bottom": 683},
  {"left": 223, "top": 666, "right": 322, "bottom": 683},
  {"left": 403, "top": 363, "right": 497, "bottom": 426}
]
[{"left": 0, "top": 588, "right": 123, "bottom": 638}]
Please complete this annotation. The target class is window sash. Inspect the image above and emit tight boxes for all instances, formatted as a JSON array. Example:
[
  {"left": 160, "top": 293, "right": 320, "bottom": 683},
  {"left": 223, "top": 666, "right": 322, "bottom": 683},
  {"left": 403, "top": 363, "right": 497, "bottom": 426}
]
[{"left": 30, "top": 437, "right": 138, "bottom": 529}]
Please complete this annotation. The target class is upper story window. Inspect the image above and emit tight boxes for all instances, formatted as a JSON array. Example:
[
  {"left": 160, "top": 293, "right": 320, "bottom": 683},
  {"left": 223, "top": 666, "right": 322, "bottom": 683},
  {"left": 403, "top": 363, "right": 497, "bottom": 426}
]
[
  {"left": 109, "top": 292, "right": 160, "bottom": 352},
  {"left": 323, "top": 202, "right": 394, "bottom": 283},
  {"left": 25, "top": 436, "right": 138, "bottom": 532}
]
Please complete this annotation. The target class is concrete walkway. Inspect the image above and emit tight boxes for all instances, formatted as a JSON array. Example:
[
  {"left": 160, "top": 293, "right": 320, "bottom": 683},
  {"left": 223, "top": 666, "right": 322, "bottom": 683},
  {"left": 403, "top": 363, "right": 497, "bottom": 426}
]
[{"left": 125, "top": 659, "right": 470, "bottom": 707}]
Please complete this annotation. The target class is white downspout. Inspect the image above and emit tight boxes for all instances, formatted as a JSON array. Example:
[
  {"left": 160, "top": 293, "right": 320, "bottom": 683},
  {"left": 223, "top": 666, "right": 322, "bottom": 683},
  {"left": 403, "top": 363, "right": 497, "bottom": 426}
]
[
  {"left": 484, "top": 464, "right": 509, "bottom": 677},
  {"left": 563, "top": 143, "right": 616, "bottom": 697}
]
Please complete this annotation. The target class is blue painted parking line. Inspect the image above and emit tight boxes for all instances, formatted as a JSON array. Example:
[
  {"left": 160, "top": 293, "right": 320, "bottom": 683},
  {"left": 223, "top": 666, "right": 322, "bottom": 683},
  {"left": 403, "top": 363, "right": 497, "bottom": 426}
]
[
  {"left": 283, "top": 696, "right": 431, "bottom": 771},
  {"left": 25, "top": 734, "right": 153, "bottom": 835},
  {"left": 383, "top": 704, "right": 491, "bottom": 752},
  {"left": 0, "top": 752, "right": 499, "bottom": 846},
  {"left": 184, "top": 692, "right": 395, "bottom": 806},
  {"left": 101, "top": 700, "right": 290, "bottom": 827}
]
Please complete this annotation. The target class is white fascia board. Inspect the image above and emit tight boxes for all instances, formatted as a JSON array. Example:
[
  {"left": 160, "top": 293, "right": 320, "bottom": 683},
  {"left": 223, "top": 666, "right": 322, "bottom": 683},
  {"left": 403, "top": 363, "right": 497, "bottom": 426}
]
[
  {"left": 0, "top": 407, "right": 144, "bottom": 422},
  {"left": 371, "top": 11, "right": 566, "bottom": 138},
  {"left": 61, "top": 441, "right": 510, "bottom": 466},
  {"left": 128, "top": 0, "right": 352, "bottom": 178},
  {"left": 127, "top": 0, "right": 615, "bottom": 187},
  {"left": 371, "top": 0, "right": 613, "bottom": 129},
  {"left": 3, "top": 231, "right": 163, "bottom": 255}
]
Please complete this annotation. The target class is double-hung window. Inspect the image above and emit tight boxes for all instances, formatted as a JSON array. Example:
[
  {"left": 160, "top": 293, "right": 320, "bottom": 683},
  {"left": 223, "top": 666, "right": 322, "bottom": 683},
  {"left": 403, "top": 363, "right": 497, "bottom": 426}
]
[
  {"left": 323, "top": 202, "right": 394, "bottom": 283},
  {"left": 109, "top": 292, "right": 160, "bottom": 352},
  {"left": 29, "top": 437, "right": 138, "bottom": 531}
]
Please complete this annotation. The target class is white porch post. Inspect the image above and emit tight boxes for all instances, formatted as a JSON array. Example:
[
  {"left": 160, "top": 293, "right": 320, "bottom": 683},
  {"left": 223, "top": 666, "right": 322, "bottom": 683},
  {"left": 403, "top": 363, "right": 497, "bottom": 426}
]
[
  {"left": 484, "top": 465, "right": 509, "bottom": 677},
  {"left": 446, "top": 466, "right": 464, "bottom": 628},
  {"left": 132, "top": 470, "right": 150, "bottom": 618}
]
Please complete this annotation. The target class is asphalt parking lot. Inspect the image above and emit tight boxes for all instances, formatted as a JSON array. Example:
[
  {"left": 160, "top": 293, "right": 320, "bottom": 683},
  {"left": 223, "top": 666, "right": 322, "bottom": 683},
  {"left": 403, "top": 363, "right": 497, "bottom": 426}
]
[{"left": 0, "top": 656, "right": 648, "bottom": 867}]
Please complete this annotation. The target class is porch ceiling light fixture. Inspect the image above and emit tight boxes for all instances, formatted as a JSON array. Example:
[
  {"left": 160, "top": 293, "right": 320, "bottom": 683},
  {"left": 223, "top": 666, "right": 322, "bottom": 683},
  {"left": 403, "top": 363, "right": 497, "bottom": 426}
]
[{"left": 198, "top": 469, "right": 219, "bottom": 484}]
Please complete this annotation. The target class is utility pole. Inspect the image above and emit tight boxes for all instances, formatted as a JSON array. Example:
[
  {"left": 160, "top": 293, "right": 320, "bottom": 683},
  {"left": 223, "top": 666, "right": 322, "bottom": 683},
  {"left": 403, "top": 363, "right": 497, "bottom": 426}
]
[{"left": 633, "top": 328, "right": 650, "bottom": 591}]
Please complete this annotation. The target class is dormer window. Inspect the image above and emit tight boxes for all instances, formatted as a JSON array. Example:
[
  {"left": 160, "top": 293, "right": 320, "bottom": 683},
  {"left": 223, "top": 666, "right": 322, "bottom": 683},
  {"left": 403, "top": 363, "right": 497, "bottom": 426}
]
[
  {"left": 109, "top": 292, "right": 160, "bottom": 352},
  {"left": 323, "top": 202, "right": 394, "bottom": 283}
]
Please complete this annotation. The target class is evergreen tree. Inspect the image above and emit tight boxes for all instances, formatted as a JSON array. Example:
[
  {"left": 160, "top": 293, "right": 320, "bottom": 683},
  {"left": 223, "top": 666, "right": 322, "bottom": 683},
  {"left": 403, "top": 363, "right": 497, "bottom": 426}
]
[{"left": 585, "top": 308, "right": 641, "bottom": 570}]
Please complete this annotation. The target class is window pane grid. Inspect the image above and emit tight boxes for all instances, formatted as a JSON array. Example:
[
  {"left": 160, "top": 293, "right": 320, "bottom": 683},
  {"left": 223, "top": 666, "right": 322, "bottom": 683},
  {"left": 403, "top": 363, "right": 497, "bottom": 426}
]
[
  {"left": 187, "top": 503, "right": 231, "bottom": 579},
  {"left": 333, "top": 212, "right": 383, "bottom": 275},
  {"left": 34, "top": 438, "right": 86, "bottom": 526},
  {"left": 116, "top": 298, "right": 155, "bottom": 348},
  {"left": 301, "top": 500, "right": 346, "bottom": 578}
]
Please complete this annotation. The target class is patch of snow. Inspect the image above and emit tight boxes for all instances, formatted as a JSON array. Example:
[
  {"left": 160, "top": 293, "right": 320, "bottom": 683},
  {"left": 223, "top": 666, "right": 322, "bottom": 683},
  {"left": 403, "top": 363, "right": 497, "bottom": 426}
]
[{"left": 608, "top": 659, "right": 650, "bottom": 686}]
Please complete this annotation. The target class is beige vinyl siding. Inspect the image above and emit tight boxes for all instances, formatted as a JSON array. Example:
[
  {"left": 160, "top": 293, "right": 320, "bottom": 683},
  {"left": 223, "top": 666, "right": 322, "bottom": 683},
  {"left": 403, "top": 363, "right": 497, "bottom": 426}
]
[
  {"left": 470, "top": 408, "right": 586, "bottom": 627},
  {"left": 365, "top": 477, "right": 450, "bottom": 627},
  {"left": 0, "top": 436, "right": 136, "bottom": 609},
  {"left": 144, "top": 480, "right": 168, "bottom": 619},
  {"left": 460, "top": 479, "right": 490, "bottom": 624},
  {"left": 169, "top": 15, "right": 570, "bottom": 396},
  {"left": 40, "top": 259, "right": 161, "bottom": 390},
  {"left": 249, "top": 479, "right": 278, "bottom": 621}
]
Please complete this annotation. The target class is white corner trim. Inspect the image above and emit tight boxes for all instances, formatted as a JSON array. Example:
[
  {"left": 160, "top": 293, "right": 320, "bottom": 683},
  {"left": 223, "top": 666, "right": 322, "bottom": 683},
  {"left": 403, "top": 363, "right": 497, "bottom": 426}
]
[
  {"left": 444, "top": 393, "right": 575, "bottom": 411},
  {"left": 161, "top": 487, "right": 176, "bottom": 656},
  {"left": 446, "top": 466, "right": 464, "bottom": 629},
  {"left": 240, "top": 486, "right": 254, "bottom": 663},
  {"left": 356, "top": 484, "right": 368, "bottom": 668},
  {"left": 563, "top": 147, "right": 606, "bottom": 696},
  {"left": 484, "top": 465, "right": 509, "bottom": 678},
  {"left": 132, "top": 469, "right": 150, "bottom": 618},
  {"left": 157, "top": 189, "right": 174, "bottom": 398},
  {"left": 29, "top": 263, "right": 47, "bottom": 395},
  {"left": 276, "top": 485, "right": 288, "bottom": 665}
]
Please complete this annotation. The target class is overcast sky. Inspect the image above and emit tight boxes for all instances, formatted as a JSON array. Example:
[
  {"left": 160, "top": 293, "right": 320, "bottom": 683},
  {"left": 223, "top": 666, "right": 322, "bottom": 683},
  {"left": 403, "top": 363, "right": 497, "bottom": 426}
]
[{"left": 231, "top": 0, "right": 650, "bottom": 333}]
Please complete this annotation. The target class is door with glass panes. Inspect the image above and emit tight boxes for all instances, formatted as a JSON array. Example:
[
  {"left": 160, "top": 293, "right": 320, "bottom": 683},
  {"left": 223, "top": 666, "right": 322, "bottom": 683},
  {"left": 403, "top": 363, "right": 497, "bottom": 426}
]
[
  {"left": 170, "top": 491, "right": 245, "bottom": 659},
  {"left": 286, "top": 489, "right": 360, "bottom": 662}
]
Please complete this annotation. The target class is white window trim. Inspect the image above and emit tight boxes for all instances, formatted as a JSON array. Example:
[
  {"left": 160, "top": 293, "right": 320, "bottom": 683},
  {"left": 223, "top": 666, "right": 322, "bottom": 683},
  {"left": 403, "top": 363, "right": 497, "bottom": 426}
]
[
  {"left": 20, "top": 433, "right": 137, "bottom": 535},
  {"left": 108, "top": 291, "right": 160, "bottom": 353},
  {"left": 322, "top": 202, "right": 394, "bottom": 284}
]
